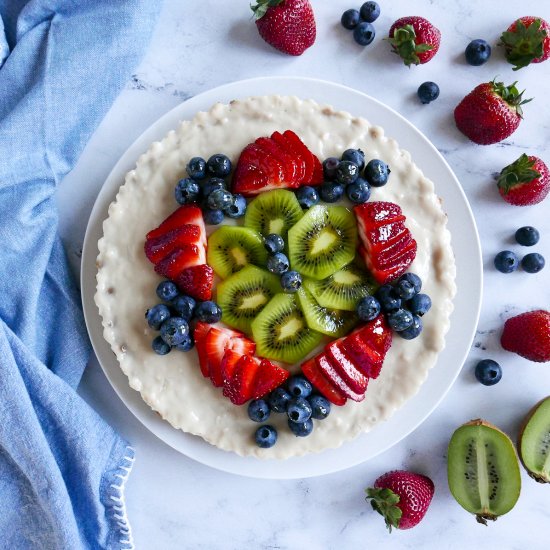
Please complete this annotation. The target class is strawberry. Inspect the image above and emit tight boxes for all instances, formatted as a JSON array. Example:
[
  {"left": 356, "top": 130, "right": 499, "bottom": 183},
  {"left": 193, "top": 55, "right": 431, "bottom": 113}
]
[
  {"left": 252, "top": 358, "right": 290, "bottom": 400},
  {"left": 501, "top": 310, "right": 550, "bottom": 363},
  {"left": 220, "top": 349, "right": 243, "bottom": 387},
  {"left": 281, "top": 130, "right": 323, "bottom": 185},
  {"left": 272, "top": 131, "right": 306, "bottom": 182},
  {"left": 497, "top": 154, "right": 550, "bottom": 206},
  {"left": 146, "top": 205, "right": 206, "bottom": 245},
  {"left": 255, "top": 136, "right": 298, "bottom": 186},
  {"left": 251, "top": 0, "right": 316, "bottom": 56},
  {"left": 223, "top": 354, "right": 260, "bottom": 405},
  {"left": 176, "top": 264, "right": 214, "bottom": 301},
  {"left": 454, "top": 80, "right": 532, "bottom": 145},
  {"left": 325, "top": 339, "right": 369, "bottom": 394},
  {"left": 316, "top": 353, "right": 365, "bottom": 402},
  {"left": 388, "top": 16, "right": 441, "bottom": 66},
  {"left": 366, "top": 470, "right": 434, "bottom": 531},
  {"left": 500, "top": 16, "right": 550, "bottom": 70},
  {"left": 354, "top": 202, "right": 417, "bottom": 284},
  {"left": 144, "top": 225, "right": 201, "bottom": 264},
  {"left": 193, "top": 321, "right": 211, "bottom": 377},
  {"left": 154, "top": 245, "right": 204, "bottom": 279},
  {"left": 301, "top": 357, "right": 347, "bottom": 406},
  {"left": 205, "top": 327, "right": 233, "bottom": 384}
]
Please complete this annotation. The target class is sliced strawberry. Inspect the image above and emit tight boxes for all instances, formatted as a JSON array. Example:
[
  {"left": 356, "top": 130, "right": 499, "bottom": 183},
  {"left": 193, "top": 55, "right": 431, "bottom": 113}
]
[
  {"left": 252, "top": 359, "right": 290, "bottom": 400},
  {"left": 343, "top": 331, "right": 382, "bottom": 379},
  {"left": 361, "top": 243, "right": 417, "bottom": 285},
  {"left": 272, "top": 130, "right": 306, "bottom": 182},
  {"left": 301, "top": 357, "right": 347, "bottom": 406},
  {"left": 205, "top": 327, "right": 232, "bottom": 385},
  {"left": 223, "top": 354, "right": 259, "bottom": 405},
  {"left": 147, "top": 205, "right": 206, "bottom": 246},
  {"left": 373, "top": 231, "right": 414, "bottom": 268},
  {"left": 220, "top": 349, "right": 243, "bottom": 387},
  {"left": 193, "top": 322, "right": 211, "bottom": 377},
  {"left": 144, "top": 225, "right": 201, "bottom": 264},
  {"left": 255, "top": 137, "right": 298, "bottom": 186},
  {"left": 175, "top": 264, "right": 214, "bottom": 301},
  {"left": 282, "top": 130, "right": 316, "bottom": 184},
  {"left": 355, "top": 201, "right": 405, "bottom": 227},
  {"left": 325, "top": 339, "right": 369, "bottom": 394},
  {"left": 229, "top": 335, "right": 256, "bottom": 357},
  {"left": 316, "top": 353, "right": 365, "bottom": 402},
  {"left": 154, "top": 245, "right": 203, "bottom": 279}
]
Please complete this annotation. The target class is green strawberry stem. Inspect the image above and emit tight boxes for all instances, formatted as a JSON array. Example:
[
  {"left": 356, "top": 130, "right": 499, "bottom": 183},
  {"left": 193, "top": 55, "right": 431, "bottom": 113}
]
[
  {"left": 491, "top": 80, "right": 532, "bottom": 118},
  {"left": 388, "top": 24, "right": 433, "bottom": 66},
  {"left": 500, "top": 18, "right": 546, "bottom": 71},
  {"left": 497, "top": 154, "right": 541, "bottom": 194},
  {"left": 250, "top": 0, "right": 283, "bottom": 19},
  {"left": 365, "top": 487, "right": 402, "bottom": 532}
]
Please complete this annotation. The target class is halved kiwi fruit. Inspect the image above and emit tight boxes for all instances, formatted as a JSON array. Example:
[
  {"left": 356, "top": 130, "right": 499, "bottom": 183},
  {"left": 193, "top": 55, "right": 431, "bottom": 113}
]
[
  {"left": 216, "top": 266, "right": 280, "bottom": 335},
  {"left": 251, "top": 293, "right": 323, "bottom": 364},
  {"left": 207, "top": 226, "right": 267, "bottom": 279},
  {"left": 244, "top": 189, "right": 303, "bottom": 238},
  {"left": 288, "top": 205, "right": 357, "bottom": 280},
  {"left": 447, "top": 419, "right": 521, "bottom": 525},
  {"left": 304, "top": 264, "right": 378, "bottom": 311},
  {"left": 518, "top": 396, "right": 550, "bottom": 483},
  {"left": 296, "top": 286, "right": 358, "bottom": 337}
]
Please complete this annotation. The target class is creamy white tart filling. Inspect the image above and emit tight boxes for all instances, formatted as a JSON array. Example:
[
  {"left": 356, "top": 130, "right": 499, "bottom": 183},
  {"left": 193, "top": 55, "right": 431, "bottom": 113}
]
[{"left": 95, "top": 95, "right": 456, "bottom": 459}]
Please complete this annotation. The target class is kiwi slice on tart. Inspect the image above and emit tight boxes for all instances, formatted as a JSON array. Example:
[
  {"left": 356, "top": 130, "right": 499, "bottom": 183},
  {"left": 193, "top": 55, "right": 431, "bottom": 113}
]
[
  {"left": 304, "top": 264, "right": 378, "bottom": 311},
  {"left": 447, "top": 419, "right": 521, "bottom": 525},
  {"left": 216, "top": 266, "right": 280, "bottom": 335},
  {"left": 518, "top": 396, "right": 550, "bottom": 483},
  {"left": 288, "top": 205, "right": 357, "bottom": 280},
  {"left": 207, "top": 226, "right": 267, "bottom": 279},
  {"left": 251, "top": 293, "right": 323, "bottom": 364},
  {"left": 244, "top": 189, "right": 303, "bottom": 238},
  {"left": 296, "top": 286, "right": 359, "bottom": 337}
]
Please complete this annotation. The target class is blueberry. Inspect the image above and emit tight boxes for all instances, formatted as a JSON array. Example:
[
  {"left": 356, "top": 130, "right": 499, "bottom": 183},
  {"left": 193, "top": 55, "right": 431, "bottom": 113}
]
[
  {"left": 341, "top": 148, "right": 366, "bottom": 171},
  {"left": 398, "top": 315, "right": 423, "bottom": 339},
  {"left": 255, "top": 425, "right": 277, "bottom": 448},
  {"left": 417, "top": 81, "right": 440, "bottom": 104},
  {"left": 357, "top": 295, "right": 381, "bottom": 321},
  {"left": 359, "top": 1, "right": 380, "bottom": 23},
  {"left": 248, "top": 400, "right": 271, "bottom": 423},
  {"left": 296, "top": 186, "right": 320, "bottom": 209},
  {"left": 207, "top": 188, "right": 232, "bottom": 210},
  {"left": 494, "top": 250, "right": 519, "bottom": 273},
  {"left": 287, "top": 397, "right": 313, "bottom": 424},
  {"left": 319, "top": 181, "right": 345, "bottom": 203},
  {"left": 288, "top": 418, "right": 314, "bottom": 437},
  {"left": 175, "top": 334, "right": 194, "bottom": 352},
  {"left": 203, "top": 208, "right": 224, "bottom": 225},
  {"left": 408, "top": 293, "right": 432, "bottom": 317},
  {"left": 202, "top": 177, "right": 226, "bottom": 198},
  {"left": 267, "top": 252, "right": 290, "bottom": 275},
  {"left": 323, "top": 157, "right": 340, "bottom": 181},
  {"left": 281, "top": 270, "right": 302, "bottom": 293},
  {"left": 399, "top": 273, "right": 422, "bottom": 294},
  {"left": 521, "top": 253, "right": 545, "bottom": 273},
  {"left": 287, "top": 375, "right": 313, "bottom": 398},
  {"left": 146, "top": 304, "right": 171, "bottom": 330},
  {"left": 152, "top": 335, "right": 171, "bottom": 355},
  {"left": 465, "top": 39, "right": 491, "bottom": 66},
  {"left": 387, "top": 308, "right": 415, "bottom": 332},
  {"left": 353, "top": 21, "right": 376, "bottom": 46},
  {"left": 394, "top": 278, "right": 417, "bottom": 301},
  {"left": 225, "top": 193, "right": 247, "bottom": 218},
  {"left": 186, "top": 157, "right": 207, "bottom": 180},
  {"left": 206, "top": 154, "right": 232, "bottom": 178},
  {"left": 264, "top": 234, "right": 285, "bottom": 254},
  {"left": 346, "top": 178, "right": 371, "bottom": 204},
  {"left": 175, "top": 178, "right": 201, "bottom": 205},
  {"left": 515, "top": 226, "right": 540, "bottom": 247},
  {"left": 341, "top": 8, "right": 360, "bottom": 30},
  {"left": 475, "top": 359, "right": 502, "bottom": 386},
  {"left": 364, "top": 159, "right": 390, "bottom": 187},
  {"left": 156, "top": 280, "right": 179, "bottom": 302},
  {"left": 160, "top": 317, "right": 189, "bottom": 346},
  {"left": 171, "top": 294, "right": 196, "bottom": 321},
  {"left": 268, "top": 387, "right": 292, "bottom": 413},
  {"left": 308, "top": 395, "right": 331, "bottom": 420},
  {"left": 335, "top": 160, "right": 360, "bottom": 185},
  {"left": 195, "top": 300, "right": 222, "bottom": 323},
  {"left": 375, "top": 285, "right": 401, "bottom": 312}
]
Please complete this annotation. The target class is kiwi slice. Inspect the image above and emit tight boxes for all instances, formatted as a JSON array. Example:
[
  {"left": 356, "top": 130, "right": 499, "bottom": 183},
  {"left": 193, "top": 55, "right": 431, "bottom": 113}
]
[
  {"left": 296, "top": 286, "right": 358, "bottom": 337},
  {"left": 447, "top": 419, "right": 521, "bottom": 525},
  {"left": 288, "top": 205, "right": 357, "bottom": 280},
  {"left": 207, "top": 226, "right": 267, "bottom": 279},
  {"left": 216, "top": 266, "right": 280, "bottom": 335},
  {"left": 304, "top": 264, "right": 378, "bottom": 311},
  {"left": 244, "top": 189, "right": 303, "bottom": 238},
  {"left": 251, "top": 293, "right": 323, "bottom": 364},
  {"left": 518, "top": 396, "right": 550, "bottom": 483}
]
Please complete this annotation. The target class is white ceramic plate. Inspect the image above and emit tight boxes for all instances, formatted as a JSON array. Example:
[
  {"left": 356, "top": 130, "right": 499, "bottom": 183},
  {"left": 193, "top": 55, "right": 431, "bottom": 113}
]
[{"left": 81, "top": 76, "right": 482, "bottom": 479}]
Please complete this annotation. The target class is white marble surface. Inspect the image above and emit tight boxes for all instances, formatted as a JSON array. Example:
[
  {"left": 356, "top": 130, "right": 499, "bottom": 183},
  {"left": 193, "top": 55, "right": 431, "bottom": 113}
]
[{"left": 57, "top": 0, "right": 550, "bottom": 548}]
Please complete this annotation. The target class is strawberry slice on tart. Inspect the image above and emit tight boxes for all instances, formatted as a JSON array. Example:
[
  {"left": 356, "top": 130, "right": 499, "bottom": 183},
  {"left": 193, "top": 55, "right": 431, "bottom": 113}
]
[
  {"left": 325, "top": 339, "right": 369, "bottom": 394},
  {"left": 176, "top": 264, "right": 214, "bottom": 301},
  {"left": 146, "top": 205, "right": 206, "bottom": 245},
  {"left": 301, "top": 357, "right": 348, "bottom": 406},
  {"left": 315, "top": 353, "right": 366, "bottom": 402}
]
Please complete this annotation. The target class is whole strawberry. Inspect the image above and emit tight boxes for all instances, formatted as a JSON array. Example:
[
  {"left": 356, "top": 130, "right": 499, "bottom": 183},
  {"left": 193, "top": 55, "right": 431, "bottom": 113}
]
[
  {"left": 251, "top": 0, "right": 316, "bottom": 56},
  {"left": 388, "top": 16, "right": 441, "bottom": 66},
  {"left": 365, "top": 470, "right": 434, "bottom": 531},
  {"left": 454, "top": 80, "right": 531, "bottom": 145},
  {"left": 501, "top": 310, "right": 550, "bottom": 363},
  {"left": 497, "top": 154, "right": 550, "bottom": 206},
  {"left": 500, "top": 16, "right": 550, "bottom": 70}
]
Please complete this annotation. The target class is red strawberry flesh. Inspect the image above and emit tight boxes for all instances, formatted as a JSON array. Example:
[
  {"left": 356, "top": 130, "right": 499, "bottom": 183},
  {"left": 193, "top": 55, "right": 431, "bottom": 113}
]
[
  {"left": 223, "top": 355, "right": 259, "bottom": 405},
  {"left": 316, "top": 353, "right": 365, "bottom": 402},
  {"left": 325, "top": 339, "right": 369, "bottom": 394},
  {"left": 301, "top": 357, "right": 347, "bottom": 406},
  {"left": 272, "top": 130, "right": 306, "bottom": 182},
  {"left": 252, "top": 359, "right": 290, "bottom": 400},
  {"left": 154, "top": 245, "right": 203, "bottom": 279},
  {"left": 501, "top": 310, "right": 550, "bottom": 363},
  {"left": 255, "top": 136, "right": 298, "bottom": 186},
  {"left": 147, "top": 205, "right": 206, "bottom": 245},
  {"left": 193, "top": 322, "right": 211, "bottom": 377},
  {"left": 176, "top": 264, "right": 214, "bottom": 301}
]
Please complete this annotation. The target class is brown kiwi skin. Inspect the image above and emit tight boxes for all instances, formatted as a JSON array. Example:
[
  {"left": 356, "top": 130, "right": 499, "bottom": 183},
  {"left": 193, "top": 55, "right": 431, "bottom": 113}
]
[{"left": 517, "top": 397, "right": 550, "bottom": 484}]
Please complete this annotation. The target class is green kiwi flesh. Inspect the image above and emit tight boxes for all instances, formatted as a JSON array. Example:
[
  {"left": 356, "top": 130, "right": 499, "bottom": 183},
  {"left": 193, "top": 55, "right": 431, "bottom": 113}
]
[
  {"left": 251, "top": 293, "right": 323, "bottom": 364},
  {"left": 244, "top": 189, "right": 303, "bottom": 239},
  {"left": 216, "top": 266, "right": 280, "bottom": 335},
  {"left": 288, "top": 205, "right": 357, "bottom": 280},
  {"left": 303, "top": 264, "right": 378, "bottom": 311},
  {"left": 519, "top": 396, "right": 550, "bottom": 483},
  {"left": 296, "top": 286, "right": 358, "bottom": 337},
  {"left": 447, "top": 419, "right": 521, "bottom": 525},
  {"left": 207, "top": 226, "right": 267, "bottom": 279}
]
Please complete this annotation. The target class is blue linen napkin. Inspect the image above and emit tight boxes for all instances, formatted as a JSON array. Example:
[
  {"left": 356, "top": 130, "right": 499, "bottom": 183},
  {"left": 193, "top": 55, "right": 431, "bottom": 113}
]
[{"left": 0, "top": 1, "right": 161, "bottom": 548}]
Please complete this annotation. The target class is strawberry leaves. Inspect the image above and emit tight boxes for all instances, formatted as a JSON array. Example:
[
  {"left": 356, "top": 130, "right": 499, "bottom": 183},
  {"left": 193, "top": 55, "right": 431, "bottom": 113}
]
[
  {"left": 388, "top": 24, "right": 433, "bottom": 66},
  {"left": 365, "top": 487, "right": 402, "bottom": 533},
  {"left": 497, "top": 154, "right": 541, "bottom": 194},
  {"left": 250, "top": 0, "right": 283, "bottom": 20},
  {"left": 500, "top": 18, "right": 547, "bottom": 70},
  {"left": 491, "top": 80, "right": 532, "bottom": 118}
]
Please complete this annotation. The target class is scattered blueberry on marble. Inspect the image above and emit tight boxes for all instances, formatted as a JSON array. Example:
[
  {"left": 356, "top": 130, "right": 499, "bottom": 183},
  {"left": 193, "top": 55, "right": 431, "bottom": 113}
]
[
  {"left": 417, "top": 81, "right": 440, "bottom": 104},
  {"left": 171, "top": 294, "right": 196, "bottom": 321},
  {"left": 353, "top": 21, "right": 376, "bottom": 46},
  {"left": 195, "top": 300, "right": 222, "bottom": 323},
  {"left": 346, "top": 177, "right": 371, "bottom": 204},
  {"left": 521, "top": 253, "right": 545, "bottom": 273},
  {"left": 494, "top": 250, "right": 519, "bottom": 273},
  {"left": 152, "top": 335, "right": 172, "bottom": 355},
  {"left": 206, "top": 153, "right": 232, "bottom": 178},
  {"left": 287, "top": 375, "right": 313, "bottom": 398},
  {"left": 319, "top": 181, "right": 345, "bottom": 203},
  {"left": 146, "top": 304, "right": 171, "bottom": 330},
  {"left": 364, "top": 159, "right": 390, "bottom": 187},
  {"left": 175, "top": 177, "right": 201, "bottom": 205},
  {"left": 248, "top": 399, "right": 271, "bottom": 423},
  {"left": 296, "top": 185, "right": 320, "bottom": 209},
  {"left": 308, "top": 395, "right": 331, "bottom": 420},
  {"left": 475, "top": 359, "right": 502, "bottom": 386},
  {"left": 160, "top": 317, "right": 189, "bottom": 346},
  {"left": 186, "top": 157, "right": 207, "bottom": 180},
  {"left": 281, "top": 270, "right": 302, "bottom": 293},
  {"left": 225, "top": 193, "right": 247, "bottom": 218},
  {"left": 341, "top": 8, "right": 361, "bottom": 30},
  {"left": 255, "top": 425, "right": 277, "bottom": 448},
  {"left": 357, "top": 295, "right": 381, "bottom": 321},
  {"left": 465, "top": 39, "right": 491, "bottom": 66},
  {"left": 398, "top": 315, "right": 423, "bottom": 340},
  {"left": 359, "top": 1, "right": 380, "bottom": 23},
  {"left": 156, "top": 280, "right": 179, "bottom": 302},
  {"left": 264, "top": 233, "right": 285, "bottom": 254},
  {"left": 267, "top": 252, "right": 290, "bottom": 275},
  {"left": 268, "top": 387, "right": 292, "bottom": 413},
  {"left": 515, "top": 226, "right": 540, "bottom": 247},
  {"left": 408, "top": 293, "right": 432, "bottom": 317},
  {"left": 341, "top": 148, "right": 366, "bottom": 171},
  {"left": 203, "top": 208, "right": 224, "bottom": 225},
  {"left": 288, "top": 418, "right": 314, "bottom": 437}
]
